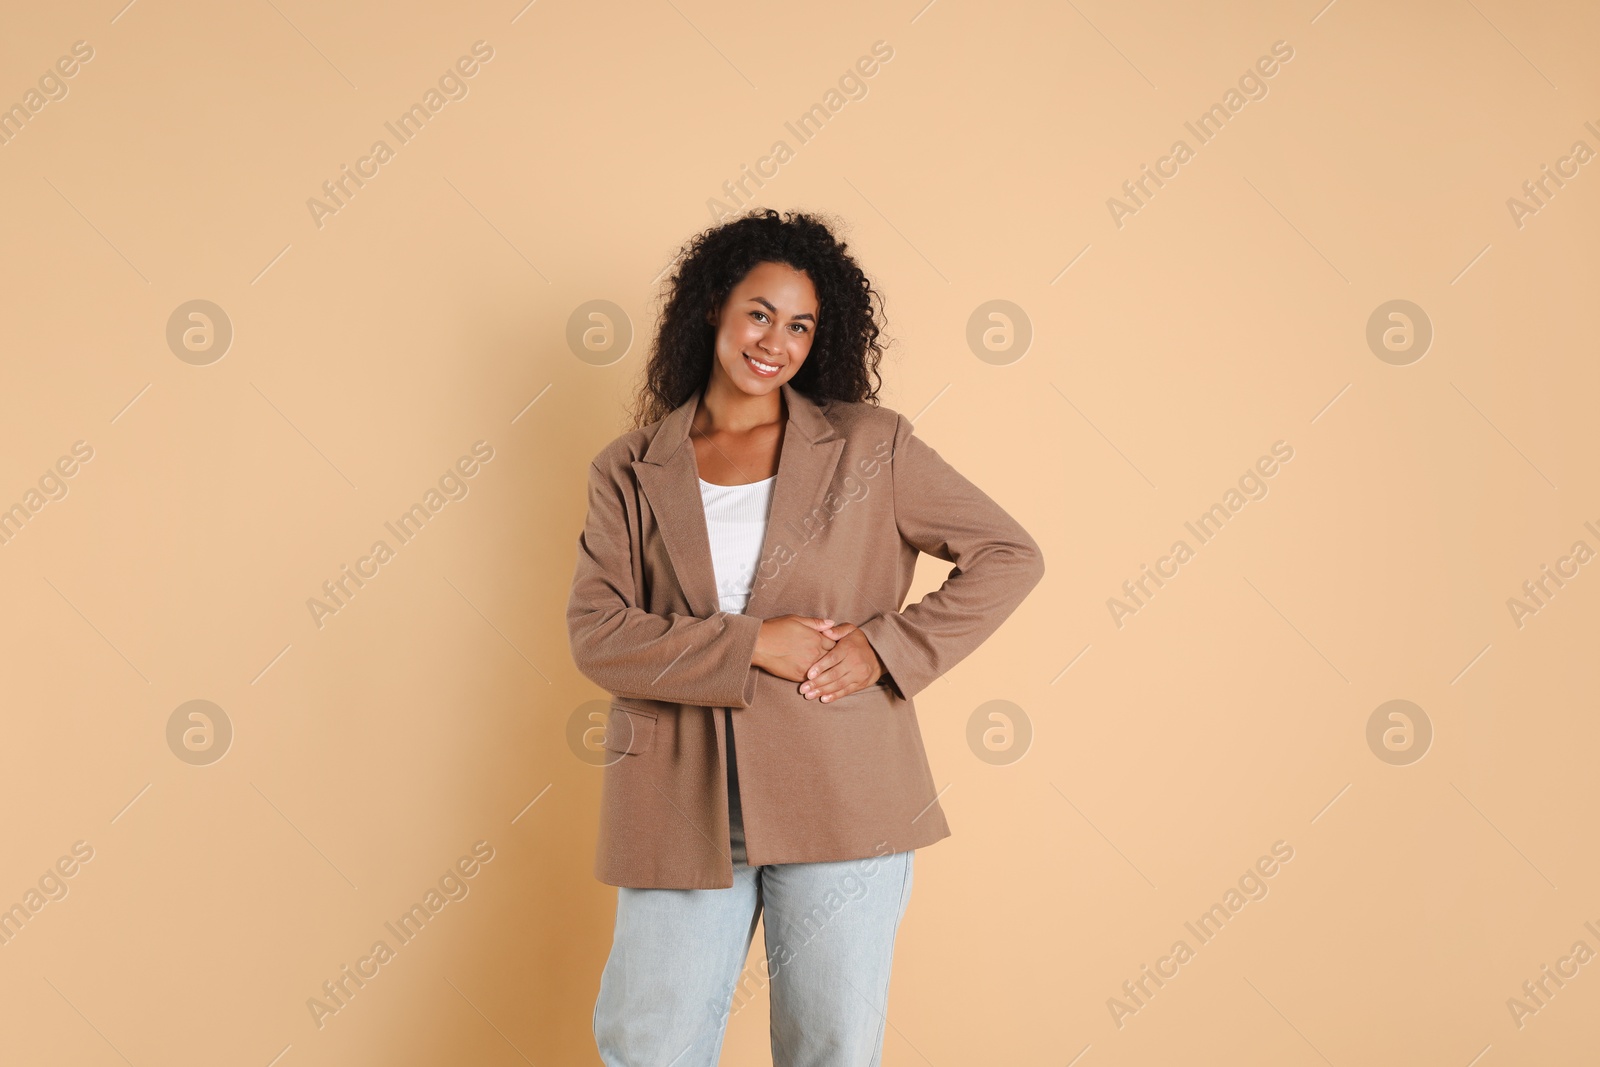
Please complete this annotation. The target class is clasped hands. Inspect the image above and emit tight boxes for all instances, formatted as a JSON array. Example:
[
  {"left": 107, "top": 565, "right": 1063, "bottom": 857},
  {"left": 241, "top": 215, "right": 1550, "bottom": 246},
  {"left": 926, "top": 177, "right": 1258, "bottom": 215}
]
[{"left": 752, "top": 615, "right": 886, "bottom": 703}]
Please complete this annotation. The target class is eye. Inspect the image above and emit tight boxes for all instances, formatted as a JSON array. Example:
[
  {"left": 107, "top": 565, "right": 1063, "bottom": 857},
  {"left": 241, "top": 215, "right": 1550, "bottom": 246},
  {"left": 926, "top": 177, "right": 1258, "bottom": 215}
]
[{"left": 751, "top": 309, "right": 809, "bottom": 333}]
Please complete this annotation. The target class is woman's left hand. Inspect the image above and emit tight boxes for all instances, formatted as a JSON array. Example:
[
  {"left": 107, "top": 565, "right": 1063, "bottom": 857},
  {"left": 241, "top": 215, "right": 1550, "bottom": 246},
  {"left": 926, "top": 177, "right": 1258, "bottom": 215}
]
[{"left": 799, "top": 622, "right": 886, "bottom": 702}]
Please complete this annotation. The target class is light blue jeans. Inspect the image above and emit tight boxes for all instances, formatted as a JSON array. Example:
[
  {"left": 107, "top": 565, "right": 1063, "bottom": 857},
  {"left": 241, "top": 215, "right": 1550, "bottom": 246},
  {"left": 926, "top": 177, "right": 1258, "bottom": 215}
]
[{"left": 594, "top": 710, "right": 915, "bottom": 1066}]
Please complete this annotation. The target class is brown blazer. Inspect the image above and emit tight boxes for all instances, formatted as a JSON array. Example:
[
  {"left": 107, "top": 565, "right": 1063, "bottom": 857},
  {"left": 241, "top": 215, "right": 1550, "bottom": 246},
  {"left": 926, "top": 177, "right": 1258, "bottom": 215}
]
[{"left": 567, "top": 380, "right": 1045, "bottom": 889}]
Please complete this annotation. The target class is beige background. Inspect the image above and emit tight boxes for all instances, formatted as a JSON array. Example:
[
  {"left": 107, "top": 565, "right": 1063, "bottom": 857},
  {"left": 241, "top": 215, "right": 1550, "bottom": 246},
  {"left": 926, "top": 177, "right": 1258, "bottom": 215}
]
[{"left": 1, "top": 0, "right": 1596, "bottom": 1063}]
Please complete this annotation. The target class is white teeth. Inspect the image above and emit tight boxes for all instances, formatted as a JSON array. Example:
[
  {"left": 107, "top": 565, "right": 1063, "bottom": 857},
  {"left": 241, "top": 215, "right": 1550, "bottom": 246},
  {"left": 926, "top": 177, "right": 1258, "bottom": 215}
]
[{"left": 746, "top": 354, "right": 779, "bottom": 373}]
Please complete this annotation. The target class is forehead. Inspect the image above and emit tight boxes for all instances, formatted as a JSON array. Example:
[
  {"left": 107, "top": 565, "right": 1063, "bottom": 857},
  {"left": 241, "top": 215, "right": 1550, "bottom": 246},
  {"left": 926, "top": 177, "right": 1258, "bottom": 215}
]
[{"left": 731, "top": 262, "right": 818, "bottom": 311}]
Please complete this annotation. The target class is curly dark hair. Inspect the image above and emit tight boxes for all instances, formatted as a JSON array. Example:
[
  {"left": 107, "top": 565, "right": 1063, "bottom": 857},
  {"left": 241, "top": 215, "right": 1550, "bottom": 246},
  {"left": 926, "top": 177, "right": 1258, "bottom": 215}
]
[{"left": 628, "top": 207, "right": 888, "bottom": 429}]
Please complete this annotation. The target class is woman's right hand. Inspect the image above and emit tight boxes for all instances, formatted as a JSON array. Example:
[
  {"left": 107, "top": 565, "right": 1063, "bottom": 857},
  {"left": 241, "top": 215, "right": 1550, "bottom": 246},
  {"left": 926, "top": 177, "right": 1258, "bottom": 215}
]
[{"left": 752, "top": 615, "right": 837, "bottom": 683}]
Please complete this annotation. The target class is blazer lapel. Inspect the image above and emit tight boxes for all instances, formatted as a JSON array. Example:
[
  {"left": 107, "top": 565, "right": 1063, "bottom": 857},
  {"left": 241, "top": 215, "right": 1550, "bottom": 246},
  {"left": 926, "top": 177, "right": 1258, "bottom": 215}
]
[
  {"left": 745, "top": 383, "right": 843, "bottom": 617},
  {"left": 632, "top": 380, "right": 843, "bottom": 621},
  {"left": 632, "top": 391, "right": 719, "bottom": 619}
]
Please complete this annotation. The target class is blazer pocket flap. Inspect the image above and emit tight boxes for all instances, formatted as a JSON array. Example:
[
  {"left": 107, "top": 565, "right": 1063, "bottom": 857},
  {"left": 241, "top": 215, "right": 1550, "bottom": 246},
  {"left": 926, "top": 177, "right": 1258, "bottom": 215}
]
[{"left": 602, "top": 705, "right": 656, "bottom": 755}]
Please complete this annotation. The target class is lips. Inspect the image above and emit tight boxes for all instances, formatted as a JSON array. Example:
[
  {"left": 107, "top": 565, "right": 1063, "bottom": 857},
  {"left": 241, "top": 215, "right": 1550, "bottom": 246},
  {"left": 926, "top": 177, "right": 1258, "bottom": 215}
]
[{"left": 744, "top": 353, "right": 782, "bottom": 377}]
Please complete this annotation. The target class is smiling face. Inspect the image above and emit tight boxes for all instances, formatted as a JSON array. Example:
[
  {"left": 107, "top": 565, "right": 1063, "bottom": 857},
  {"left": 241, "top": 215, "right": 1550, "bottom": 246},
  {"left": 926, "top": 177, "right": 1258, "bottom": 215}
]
[{"left": 705, "top": 260, "right": 819, "bottom": 397}]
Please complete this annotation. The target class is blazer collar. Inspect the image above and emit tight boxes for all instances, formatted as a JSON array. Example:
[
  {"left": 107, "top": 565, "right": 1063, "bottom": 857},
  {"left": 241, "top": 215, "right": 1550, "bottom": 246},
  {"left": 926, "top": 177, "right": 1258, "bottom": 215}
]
[{"left": 632, "top": 380, "right": 846, "bottom": 620}]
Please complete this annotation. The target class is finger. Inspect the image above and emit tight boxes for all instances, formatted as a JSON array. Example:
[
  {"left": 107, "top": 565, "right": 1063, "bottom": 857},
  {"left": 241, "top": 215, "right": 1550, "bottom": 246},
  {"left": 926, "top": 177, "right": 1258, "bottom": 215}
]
[
  {"left": 804, "top": 651, "right": 839, "bottom": 681},
  {"left": 816, "top": 671, "right": 868, "bottom": 702},
  {"left": 801, "top": 659, "right": 841, "bottom": 699},
  {"left": 808, "top": 663, "right": 857, "bottom": 698},
  {"left": 801, "top": 617, "right": 836, "bottom": 630}
]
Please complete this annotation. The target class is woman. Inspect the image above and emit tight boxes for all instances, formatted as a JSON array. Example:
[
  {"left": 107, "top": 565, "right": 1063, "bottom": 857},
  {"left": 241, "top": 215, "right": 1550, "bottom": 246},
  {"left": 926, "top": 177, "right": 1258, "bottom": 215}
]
[{"left": 567, "top": 208, "right": 1045, "bottom": 1065}]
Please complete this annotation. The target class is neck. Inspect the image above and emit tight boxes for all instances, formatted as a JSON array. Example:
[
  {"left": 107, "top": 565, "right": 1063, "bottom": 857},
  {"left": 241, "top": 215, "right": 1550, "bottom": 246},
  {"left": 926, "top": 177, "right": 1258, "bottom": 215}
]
[{"left": 694, "top": 376, "right": 783, "bottom": 436}]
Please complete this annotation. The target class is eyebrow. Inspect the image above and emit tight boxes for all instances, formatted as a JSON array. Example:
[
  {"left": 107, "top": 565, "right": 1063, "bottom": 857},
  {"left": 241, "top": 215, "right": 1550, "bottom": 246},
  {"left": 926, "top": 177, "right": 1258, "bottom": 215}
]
[{"left": 749, "top": 296, "right": 815, "bottom": 322}]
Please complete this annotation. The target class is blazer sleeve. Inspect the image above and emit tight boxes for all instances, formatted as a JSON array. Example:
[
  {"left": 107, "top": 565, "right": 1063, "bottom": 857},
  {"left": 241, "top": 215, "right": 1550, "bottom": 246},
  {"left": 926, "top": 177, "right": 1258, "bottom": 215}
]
[
  {"left": 856, "top": 413, "right": 1046, "bottom": 701},
  {"left": 567, "top": 460, "right": 764, "bottom": 708}
]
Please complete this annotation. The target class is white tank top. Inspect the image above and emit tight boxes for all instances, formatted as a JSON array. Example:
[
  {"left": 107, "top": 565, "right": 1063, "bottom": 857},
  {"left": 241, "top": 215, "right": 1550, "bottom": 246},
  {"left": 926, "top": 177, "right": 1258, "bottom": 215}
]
[
  {"left": 698, "top": 475, "right": 776, "bottom": 615},
  {"left": 701, "top": 474, "right": 774, "bottom": 866}
]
